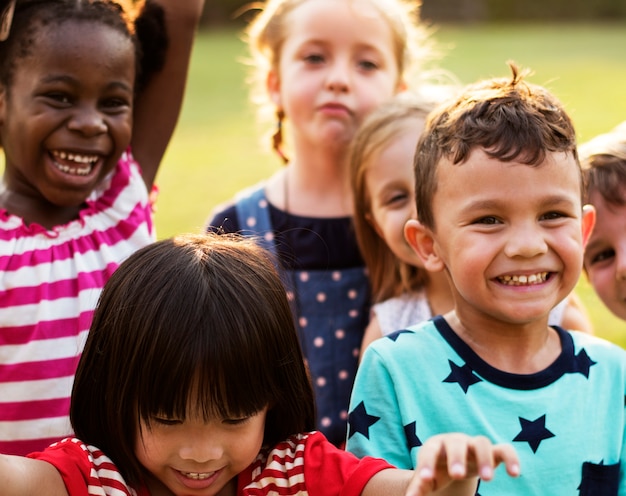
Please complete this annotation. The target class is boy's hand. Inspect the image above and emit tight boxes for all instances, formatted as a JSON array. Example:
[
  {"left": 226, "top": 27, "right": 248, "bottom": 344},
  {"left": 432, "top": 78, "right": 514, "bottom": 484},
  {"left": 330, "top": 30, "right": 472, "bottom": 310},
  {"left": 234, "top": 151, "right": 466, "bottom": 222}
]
[{"left": 405, "top": 433, "right": 520, "bottom": 496}]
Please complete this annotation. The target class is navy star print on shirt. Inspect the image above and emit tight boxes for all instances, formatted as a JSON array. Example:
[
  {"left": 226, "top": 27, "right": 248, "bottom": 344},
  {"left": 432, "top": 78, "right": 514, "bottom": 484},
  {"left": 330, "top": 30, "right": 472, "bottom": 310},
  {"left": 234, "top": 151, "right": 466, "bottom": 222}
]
[
  {"left": 404, "top": 421, "right": 422, "bottom": 450},
  {"left": 443, "top": 360, "right": 482, "bottom": 393},
  {"left": 513, "top": 414, "right": 555, "bottom": 453},
  {"left": 347, "top": 401, "right": 380, "bottom": 439}
]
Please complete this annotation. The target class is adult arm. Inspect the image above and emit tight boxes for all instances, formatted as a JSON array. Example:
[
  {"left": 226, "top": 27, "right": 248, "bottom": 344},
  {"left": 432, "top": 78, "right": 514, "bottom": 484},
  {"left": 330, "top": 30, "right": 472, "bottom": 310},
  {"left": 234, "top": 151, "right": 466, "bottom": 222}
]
[{"left": 131, "top": 0, "right": 205, "bottom": 188}]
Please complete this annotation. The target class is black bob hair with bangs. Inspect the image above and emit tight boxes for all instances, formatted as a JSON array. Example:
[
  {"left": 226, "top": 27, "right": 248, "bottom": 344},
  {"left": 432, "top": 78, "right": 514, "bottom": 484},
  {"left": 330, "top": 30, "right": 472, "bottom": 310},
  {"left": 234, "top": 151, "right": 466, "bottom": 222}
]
[{"left": 70, "top": 232, "right": 316, "bottom": 488}]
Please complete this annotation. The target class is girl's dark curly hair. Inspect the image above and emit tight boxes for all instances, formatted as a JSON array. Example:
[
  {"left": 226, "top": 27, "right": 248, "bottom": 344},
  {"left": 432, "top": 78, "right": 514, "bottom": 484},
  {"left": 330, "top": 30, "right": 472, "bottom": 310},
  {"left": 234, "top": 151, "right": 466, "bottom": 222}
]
[{"left": 0, "top": 0, "right": 167, "bottom": 94}]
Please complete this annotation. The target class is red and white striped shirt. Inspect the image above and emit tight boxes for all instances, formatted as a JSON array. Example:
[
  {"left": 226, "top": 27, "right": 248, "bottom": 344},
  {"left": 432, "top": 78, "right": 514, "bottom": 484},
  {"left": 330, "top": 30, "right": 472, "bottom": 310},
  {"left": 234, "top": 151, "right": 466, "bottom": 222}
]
[
  {"left": 28, "top": 432, "right": 393, "bottom": 495},
  {"left": 0, "top": 150, "right": 155, "bottom": 455}
]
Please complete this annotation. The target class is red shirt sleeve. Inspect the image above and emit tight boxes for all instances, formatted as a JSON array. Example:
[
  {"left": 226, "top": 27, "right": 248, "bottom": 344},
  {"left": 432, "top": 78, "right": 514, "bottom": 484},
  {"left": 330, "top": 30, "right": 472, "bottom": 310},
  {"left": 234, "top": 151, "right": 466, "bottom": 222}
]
[
  {"left": 303, "top": 431, "right": 394, "bottom": 495},
  {"left": 28, "top": 439, "right": 92, "bottom": 496},
  {"left": 27, "top": 438, "right": 142, "bottom": 496}
]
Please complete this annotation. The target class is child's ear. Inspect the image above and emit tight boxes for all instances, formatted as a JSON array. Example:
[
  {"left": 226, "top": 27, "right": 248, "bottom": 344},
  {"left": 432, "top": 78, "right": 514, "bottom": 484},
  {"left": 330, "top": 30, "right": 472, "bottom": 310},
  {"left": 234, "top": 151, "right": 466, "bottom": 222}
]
[
  {"left": 404, "top": 219, "right": 445, "bottom": 272},
  {"left": 581, "top": 204, "right": 596, "bottom": 248},
  {"left": 266, "top": 69, "right": 281, "bottom": 107}
]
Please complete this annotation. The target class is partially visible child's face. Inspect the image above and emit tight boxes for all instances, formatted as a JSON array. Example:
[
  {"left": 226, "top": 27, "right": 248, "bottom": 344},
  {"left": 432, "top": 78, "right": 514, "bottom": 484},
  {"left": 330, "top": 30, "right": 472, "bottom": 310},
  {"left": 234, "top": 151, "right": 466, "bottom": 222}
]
[
  {"left": 365, "top": 119, "right": 424, "bottom": 267},
  {"left": 583, "top": 190, "right": 626, "bottom": 320},
  {"left": 0, "top": 20, "right": 134, "bottom": 209},
  {"left": 135, "top": 407, "right": 268, "bottom": 495},
  {"left": 421, "top": 148, "right": 594, "bottom": 326},
  {"left": 268, "top": 0, "right": 402, "bottom": 150}
]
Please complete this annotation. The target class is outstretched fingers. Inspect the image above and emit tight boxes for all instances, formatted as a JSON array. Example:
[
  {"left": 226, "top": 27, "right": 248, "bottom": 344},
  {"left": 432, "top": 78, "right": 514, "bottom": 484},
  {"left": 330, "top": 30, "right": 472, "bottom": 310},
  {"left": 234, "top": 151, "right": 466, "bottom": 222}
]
[{"left": 405, "top": 433, "right": 520, "bottom": 496}]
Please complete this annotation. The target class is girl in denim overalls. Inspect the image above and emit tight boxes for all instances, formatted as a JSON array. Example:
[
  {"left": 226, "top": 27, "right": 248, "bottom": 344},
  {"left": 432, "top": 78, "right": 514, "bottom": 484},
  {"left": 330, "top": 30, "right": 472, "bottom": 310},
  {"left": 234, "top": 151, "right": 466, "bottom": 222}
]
[{"left": 207, "top": 0, "right": 435, "bottom": 447}]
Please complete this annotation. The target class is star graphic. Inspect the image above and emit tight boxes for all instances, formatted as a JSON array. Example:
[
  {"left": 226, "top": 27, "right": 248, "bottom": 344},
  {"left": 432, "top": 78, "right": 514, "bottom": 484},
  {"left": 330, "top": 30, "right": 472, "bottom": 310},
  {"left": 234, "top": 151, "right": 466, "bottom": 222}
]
[
  {"left": 347, "top": 401, "right": 380, "bottom": 439},
  {"left": 443, "top": 360, "right": 482, "bottom": 393},
  {"left": 569, "top": 348, "right": 596, "bottom": 378},
  {"left": 404, "top": 421, "right": 422, "bottom": 450},
  {"left": 387, "top": 329, "right": 413, "bottom": 342},
  {"left": 513, "top": 414, "right": 555, "bottom": 453}
]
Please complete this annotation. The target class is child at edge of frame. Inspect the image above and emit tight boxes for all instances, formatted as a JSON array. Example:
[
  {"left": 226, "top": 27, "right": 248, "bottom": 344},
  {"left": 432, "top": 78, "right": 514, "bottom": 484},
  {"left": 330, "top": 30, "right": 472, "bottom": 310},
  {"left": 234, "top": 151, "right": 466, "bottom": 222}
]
[
  {"left": 0, "top": 0, "right": 204, "bottom": 455},
  {"left": 580, "top": 121, "right": 626, "bottom": 324}
]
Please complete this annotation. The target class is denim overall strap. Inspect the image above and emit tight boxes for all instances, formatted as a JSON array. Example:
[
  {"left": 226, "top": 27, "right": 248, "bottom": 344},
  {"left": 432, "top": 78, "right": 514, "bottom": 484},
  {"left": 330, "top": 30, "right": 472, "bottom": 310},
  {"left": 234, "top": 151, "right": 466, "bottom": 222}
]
[
  {"left": 234, "top": 183, "right": 276, "bottom": 255},
  {"left": 235, "top": 184, "right": 369, "bottom": 447}
]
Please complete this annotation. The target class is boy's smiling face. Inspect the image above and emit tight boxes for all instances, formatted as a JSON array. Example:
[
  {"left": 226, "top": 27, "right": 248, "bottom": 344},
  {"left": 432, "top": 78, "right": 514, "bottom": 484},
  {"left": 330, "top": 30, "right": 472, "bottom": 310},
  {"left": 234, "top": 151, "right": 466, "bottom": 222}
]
[
  {"left": 583, "top": 190, "right": 626, "bottom": 320},
  {"left": 422, "top": 148, "right": 594, "bottom": 328}
]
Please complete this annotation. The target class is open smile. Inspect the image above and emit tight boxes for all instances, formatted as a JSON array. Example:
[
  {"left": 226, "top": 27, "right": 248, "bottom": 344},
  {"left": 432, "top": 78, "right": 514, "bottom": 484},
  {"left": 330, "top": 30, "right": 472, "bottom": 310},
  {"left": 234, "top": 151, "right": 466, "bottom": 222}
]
[
  {"left": 497, "top": 272, "right": 550, "bottom": 286},
  {"left": 51, "top": 149, "right": 100, "bottom": 176},
  {"left": 179, "top": 470, "right": 217, "bottom": 480}
]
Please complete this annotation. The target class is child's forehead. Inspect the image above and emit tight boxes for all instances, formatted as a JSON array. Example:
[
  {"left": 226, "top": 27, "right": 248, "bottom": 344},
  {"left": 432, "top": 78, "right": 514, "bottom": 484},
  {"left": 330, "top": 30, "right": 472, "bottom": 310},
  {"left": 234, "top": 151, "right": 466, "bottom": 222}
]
[
  {"left": 434, "top": 148, "right": 582, "bottom": 196},
  {"left": 36, "top": 17, "right": 131, "bottom": 45},
  {"left": 26, "top": 20, "right": 136, "bottom": 72}
]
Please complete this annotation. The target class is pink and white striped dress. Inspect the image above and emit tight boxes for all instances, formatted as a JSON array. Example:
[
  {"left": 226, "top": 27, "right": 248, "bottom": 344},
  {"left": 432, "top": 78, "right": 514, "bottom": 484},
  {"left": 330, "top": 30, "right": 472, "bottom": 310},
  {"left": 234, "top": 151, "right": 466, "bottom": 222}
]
[{"left": 0, "top": 150, "right": 155, "bottom": 455}]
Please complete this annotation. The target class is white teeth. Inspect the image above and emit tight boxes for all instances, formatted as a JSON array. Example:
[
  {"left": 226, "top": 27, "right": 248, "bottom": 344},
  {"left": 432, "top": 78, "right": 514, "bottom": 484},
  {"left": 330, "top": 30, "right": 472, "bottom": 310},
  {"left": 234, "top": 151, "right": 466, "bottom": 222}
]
[
  {"left": 181, "top": 471, "right": 213, "bottom": 480},
  {"left": 52, "top": 150, "right": 98, "bottom": 164},
  {"left": 499, "top": 272, "right": 548, "bottom": 286},
  {"left": 51, "top": 150, "right": 98, "bottom": 176}
]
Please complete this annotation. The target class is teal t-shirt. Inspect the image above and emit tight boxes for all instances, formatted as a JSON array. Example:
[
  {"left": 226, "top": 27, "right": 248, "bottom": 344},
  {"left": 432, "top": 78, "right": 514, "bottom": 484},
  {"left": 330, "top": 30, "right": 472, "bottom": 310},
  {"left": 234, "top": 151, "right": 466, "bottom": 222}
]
[{"left": 347, "top": 316, "right": 626, "bottom": 495}]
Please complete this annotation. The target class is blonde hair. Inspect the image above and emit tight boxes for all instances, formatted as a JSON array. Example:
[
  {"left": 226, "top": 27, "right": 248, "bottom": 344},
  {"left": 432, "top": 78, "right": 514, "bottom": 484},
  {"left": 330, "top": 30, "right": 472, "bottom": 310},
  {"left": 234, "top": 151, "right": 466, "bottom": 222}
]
[
  {"left": 350, "top": 94, "right": 435, "bottom": 303},
  {"left": 241, "top": 0, "right": 435, "bottom": 158},
  {"left": 579, "top": 121, "right": 626, "bottom": 206}
]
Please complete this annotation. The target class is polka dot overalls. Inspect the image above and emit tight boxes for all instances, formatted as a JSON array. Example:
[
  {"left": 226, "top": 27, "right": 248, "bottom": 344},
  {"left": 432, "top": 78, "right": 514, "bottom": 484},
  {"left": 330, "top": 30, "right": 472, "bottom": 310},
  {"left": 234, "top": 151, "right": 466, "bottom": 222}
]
[{"left": 236, "top": 185, "right": 369, "bottom": 446}]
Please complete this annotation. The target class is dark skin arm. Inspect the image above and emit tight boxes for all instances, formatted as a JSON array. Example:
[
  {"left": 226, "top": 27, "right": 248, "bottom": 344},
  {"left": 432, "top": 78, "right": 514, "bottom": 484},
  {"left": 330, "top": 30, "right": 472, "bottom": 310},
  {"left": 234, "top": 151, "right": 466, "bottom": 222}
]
[{"left": 131, "top": 0, "right": 205, "bottom": 189}]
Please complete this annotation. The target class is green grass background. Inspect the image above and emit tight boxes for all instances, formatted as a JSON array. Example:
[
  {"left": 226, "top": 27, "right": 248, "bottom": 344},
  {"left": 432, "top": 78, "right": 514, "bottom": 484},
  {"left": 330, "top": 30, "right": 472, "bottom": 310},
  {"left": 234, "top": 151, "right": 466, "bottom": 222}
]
[{"left": 155, "top": 22, "right": 626, "bottom": 345}]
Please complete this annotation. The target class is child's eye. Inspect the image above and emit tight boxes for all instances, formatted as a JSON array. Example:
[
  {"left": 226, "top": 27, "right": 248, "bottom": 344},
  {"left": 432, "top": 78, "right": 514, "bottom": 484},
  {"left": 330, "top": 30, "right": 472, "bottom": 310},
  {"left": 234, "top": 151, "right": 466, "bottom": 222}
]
[
  {"left": 358, "top": 59, "right": 378, "bottom": 71},
  {"left": 222, "top": 416, "right": 251, "bottom": 426},
  {"left": 101, "top": 97, "right": 131, "bottom": 112},
  {"left": 303, "top": 53, "right": 325, "bottom": 65},
  {"left": 384, "top": 192, "right": 409, "bottom": 207},
  {"left": 45, "top": 92, "right": 72, "bottom": 105},
  {"left": 540, "top": 211, "right": 566, "bottom": 221},
  {"left": 151, "top": 415, "right": 182, "bottom": 426},
  {"left": 473, "top": 216, "right": 501, "bottom": 225},
  {"left": 587, "top": 248, "right": 615, "bottom": 266}
]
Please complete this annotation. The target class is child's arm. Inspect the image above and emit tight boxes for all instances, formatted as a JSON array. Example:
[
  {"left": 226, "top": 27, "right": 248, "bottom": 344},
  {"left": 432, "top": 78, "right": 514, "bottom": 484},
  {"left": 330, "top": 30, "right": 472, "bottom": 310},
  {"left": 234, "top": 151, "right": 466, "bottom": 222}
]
[
  {"left": 362, "top": 434, "right": 520, "bottom": 496},
  {"left": 0, "top": 455, "right": 68, "bottom": 496},
  {"left": 561, "top": 292, "right": 594, "bottom": 333},
  {"left": 131, "top": 0, "right": 205, "bottom": 188},
  {"left": 359, "top": 315, "right": 384, "bottom": 362}
]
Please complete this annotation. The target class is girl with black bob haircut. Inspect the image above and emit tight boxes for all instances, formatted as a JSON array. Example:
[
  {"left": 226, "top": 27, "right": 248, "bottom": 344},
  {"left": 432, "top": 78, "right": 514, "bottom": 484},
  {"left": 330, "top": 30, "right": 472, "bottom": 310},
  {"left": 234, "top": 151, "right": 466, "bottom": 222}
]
[{"left": 0, "top": 233, "right": 519, "bottom": 495}]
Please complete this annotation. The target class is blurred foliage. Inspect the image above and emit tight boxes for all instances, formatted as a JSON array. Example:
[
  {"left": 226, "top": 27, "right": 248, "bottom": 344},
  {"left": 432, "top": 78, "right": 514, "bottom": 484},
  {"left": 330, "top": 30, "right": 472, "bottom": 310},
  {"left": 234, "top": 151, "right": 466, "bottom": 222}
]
[{"left": 201, "top": 0, "right": 626, "bottom": 26}]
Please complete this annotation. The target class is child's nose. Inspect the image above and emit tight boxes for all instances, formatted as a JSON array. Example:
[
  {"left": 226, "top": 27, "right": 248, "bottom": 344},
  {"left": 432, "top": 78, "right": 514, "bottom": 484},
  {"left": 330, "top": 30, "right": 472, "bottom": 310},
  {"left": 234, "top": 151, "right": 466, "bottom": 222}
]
[
  {"left": 67, "top": 105, "right": 107, "bottom": 136},
  {"left": 325, "top": 60, "right": 350, "bottom": 93},
  {"left": 178, "top": 434, "right": 224, "bottom": 463},
  {"left": 615, "top": 246, "right": 626, "bottom": 281},
  {"left": 503, "top": 224, "right": 548, "bottom": 258}
]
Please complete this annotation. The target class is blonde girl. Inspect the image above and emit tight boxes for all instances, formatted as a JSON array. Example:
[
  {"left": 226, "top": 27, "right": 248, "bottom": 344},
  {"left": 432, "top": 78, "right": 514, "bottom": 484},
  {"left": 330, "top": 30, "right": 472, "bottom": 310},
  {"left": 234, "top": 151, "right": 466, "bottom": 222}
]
[{"left": 206, "top": 0, "right": 435, "bottom": 446}]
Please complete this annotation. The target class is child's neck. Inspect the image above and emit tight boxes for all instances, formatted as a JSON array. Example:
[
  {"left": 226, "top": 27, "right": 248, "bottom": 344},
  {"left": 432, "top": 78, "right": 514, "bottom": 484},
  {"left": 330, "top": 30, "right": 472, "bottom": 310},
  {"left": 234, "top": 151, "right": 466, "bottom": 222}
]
[
  {"left": 0, "top": 187, "right": 82, "bottom": 229},
  {"left": 265, "top": 161, "right": 352, "bottom": 217},
  {"left": 425, "top": 271, "right": 454, "bottom": 316},
  {"left": 445, "top": 310, "right": 562, "bottom": 375}
]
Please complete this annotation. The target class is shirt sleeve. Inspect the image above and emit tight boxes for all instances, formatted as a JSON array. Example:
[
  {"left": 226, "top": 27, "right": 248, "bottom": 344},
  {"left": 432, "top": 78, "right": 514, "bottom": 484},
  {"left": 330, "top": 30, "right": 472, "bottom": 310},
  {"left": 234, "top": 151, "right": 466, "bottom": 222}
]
[
  {"left": 27, "top": 438, "right": 136, "bottom": 496},
  {"left": 303, "top": 431, "right": 393, "bottom": 496},
  {"left": 346, "top": 344, "right": 415, "bottom": 469}
]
